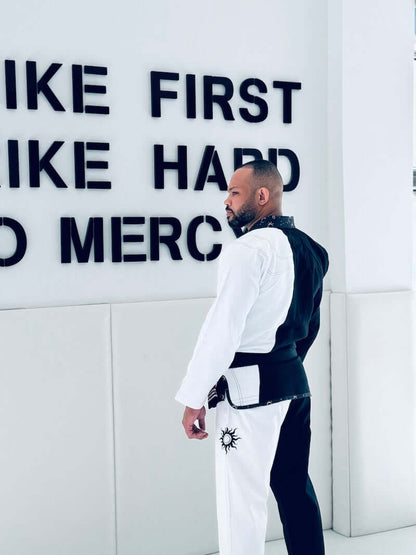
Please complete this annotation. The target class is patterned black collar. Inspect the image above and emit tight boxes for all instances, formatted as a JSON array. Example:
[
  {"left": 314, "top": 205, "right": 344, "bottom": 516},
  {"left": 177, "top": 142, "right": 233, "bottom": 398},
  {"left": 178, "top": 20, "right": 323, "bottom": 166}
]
[{"left": 244, "top": 215, "right": 295, "bottom": 234}]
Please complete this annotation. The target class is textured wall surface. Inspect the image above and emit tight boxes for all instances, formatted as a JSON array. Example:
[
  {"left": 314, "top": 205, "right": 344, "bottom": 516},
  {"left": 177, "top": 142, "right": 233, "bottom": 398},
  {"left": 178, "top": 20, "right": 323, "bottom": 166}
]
[
  {"left": 331, "top": 291, "right": 416, "bottom": 536},
  {"left": 0, "top": 294, "right": 331, "bottom": 555},
  {"left": 0, "top": 305, "right": 116, "bottom": 555}
]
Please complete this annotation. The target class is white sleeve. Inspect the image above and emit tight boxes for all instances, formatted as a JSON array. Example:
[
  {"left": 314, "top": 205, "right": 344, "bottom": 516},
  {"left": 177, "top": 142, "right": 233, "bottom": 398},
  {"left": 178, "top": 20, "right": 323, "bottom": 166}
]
[{"left": 175, "top": 240, "right": 264, "bottom": 409}]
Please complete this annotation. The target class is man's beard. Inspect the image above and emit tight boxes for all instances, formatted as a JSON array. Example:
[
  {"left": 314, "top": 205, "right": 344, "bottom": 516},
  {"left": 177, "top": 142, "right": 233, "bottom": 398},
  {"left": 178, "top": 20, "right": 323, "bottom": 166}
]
[{"left": 227, "top": 197, "right": 257, "bottom": 230}]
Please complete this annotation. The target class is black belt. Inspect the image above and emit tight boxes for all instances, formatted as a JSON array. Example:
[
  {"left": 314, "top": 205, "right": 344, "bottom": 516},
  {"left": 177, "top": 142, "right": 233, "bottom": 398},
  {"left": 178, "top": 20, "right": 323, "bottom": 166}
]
[
  {"left": 230, "top": 344, "right": 298, "bottom": 367},
  {"left": 208, "top": 344, "right": 310, "bottom": 410}
]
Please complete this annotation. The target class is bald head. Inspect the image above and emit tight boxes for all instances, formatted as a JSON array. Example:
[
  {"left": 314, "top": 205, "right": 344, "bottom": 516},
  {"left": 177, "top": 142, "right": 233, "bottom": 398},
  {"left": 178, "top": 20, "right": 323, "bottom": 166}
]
[
  {"left": 239, "top": 160, "right": 284, "bottom": 200},
  {"left": 224, "top": 160, "right": 284, "bottom": 231}
]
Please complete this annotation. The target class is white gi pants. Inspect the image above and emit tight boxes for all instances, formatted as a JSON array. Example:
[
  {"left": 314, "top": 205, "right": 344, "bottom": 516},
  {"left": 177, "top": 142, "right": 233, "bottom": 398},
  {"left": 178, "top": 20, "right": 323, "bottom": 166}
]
[{"left": 215, "top": 399, "right": 291, "bottom": 555}]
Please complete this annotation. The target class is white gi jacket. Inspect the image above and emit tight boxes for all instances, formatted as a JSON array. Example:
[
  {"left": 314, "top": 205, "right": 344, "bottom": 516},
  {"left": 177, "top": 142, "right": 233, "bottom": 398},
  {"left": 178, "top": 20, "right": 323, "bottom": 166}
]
[{"left": 175, "top": 221, "right": 298, "bottom": 409}]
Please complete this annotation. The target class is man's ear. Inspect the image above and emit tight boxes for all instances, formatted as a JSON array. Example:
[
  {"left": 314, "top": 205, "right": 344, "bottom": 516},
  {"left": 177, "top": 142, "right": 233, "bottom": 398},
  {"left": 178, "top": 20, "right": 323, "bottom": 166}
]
[{"left": 258, "top": 187, "right": 270, "bottom": 205}]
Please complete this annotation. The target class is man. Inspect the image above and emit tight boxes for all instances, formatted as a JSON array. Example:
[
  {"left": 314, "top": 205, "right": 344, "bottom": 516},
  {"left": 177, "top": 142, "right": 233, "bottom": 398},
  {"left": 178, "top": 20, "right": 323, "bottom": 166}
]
[{"left": 175, "top": 160, "right": 328, "bottom": 555}]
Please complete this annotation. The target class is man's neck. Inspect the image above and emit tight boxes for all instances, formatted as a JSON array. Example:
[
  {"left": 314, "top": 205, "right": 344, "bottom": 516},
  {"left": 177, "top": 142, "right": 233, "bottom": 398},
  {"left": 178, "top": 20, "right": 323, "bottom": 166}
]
[{"left": 246, "top": 210, "right": 283, "bottom": 231}]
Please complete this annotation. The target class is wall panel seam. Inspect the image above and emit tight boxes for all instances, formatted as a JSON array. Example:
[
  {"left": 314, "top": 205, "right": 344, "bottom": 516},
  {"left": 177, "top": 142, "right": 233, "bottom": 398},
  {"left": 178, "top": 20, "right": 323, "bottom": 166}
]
[
  {"left": 109, "top": 304, "right": 119, "bottom": 555},
  {"left": 345, "top": 294, "right": 352, "bottom": 535},
  {"left": 327, "top": 292, "right": 334, "bottom": 530}
]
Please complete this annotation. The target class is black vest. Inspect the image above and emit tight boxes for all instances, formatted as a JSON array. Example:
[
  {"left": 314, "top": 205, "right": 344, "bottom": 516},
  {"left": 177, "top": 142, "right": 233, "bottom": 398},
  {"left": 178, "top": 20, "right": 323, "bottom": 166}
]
[{"left": 208, "top": 216, "right": 329, "bottom": 410}]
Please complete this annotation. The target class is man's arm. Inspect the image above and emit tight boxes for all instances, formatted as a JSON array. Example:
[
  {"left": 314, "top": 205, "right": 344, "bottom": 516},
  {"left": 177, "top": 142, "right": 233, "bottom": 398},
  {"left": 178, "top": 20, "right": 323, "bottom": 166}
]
[
  {"left": 296, "top": 246, "right": 328, "bottom": 362},
  {"left": 296, "top": 296, "right": 321, "bottom": 362},
  {"left": 176, "top": 241, "right": 263, "bottom": 424}
]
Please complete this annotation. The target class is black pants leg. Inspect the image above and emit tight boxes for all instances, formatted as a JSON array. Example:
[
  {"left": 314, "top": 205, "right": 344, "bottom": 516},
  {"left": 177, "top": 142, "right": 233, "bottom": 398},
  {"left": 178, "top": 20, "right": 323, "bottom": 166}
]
[{"left": 270, "top": 397, "right": 325, "bottom": 555}]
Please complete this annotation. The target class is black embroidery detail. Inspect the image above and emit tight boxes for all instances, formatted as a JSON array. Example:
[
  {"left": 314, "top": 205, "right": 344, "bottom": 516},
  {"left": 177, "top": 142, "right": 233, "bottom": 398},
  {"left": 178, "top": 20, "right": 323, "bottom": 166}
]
[
  {"left": 219, "top": 427, "right": 241, "bottom": 453},
  {"left": 246, "top": 215, "right": 295, "bottom": 233}
]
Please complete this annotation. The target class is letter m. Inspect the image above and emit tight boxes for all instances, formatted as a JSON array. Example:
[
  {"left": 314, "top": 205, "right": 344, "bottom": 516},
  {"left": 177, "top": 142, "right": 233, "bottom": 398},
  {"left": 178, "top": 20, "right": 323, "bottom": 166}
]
[{"left": 60, "top": 217, "right": 104, "bottom": 263}]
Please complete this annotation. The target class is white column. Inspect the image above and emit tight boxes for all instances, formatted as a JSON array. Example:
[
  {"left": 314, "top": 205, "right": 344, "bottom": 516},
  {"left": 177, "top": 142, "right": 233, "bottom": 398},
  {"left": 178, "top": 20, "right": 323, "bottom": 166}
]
[{"left": 328, "top": 0, "right": 416, "bottom": 536}]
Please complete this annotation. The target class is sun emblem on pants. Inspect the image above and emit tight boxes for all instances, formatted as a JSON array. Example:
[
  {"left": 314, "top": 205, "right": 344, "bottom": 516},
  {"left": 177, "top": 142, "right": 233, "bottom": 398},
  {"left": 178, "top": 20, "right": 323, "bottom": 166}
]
[{"left": 220, "top": 427, "right": 240, "bottom": 453}]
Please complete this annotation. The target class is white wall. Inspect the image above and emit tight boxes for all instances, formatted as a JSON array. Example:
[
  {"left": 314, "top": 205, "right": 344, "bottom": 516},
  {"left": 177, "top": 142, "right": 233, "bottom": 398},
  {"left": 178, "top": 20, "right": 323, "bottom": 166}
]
[
  {"left": 0, "top": 294, "right": 331, "bottom": 555},
  {"left": 0, "top": 0, "right": 415, "bottom": 552},
  {"left": 413, "top": 196, "right": 416, "bottom": 289},
  {"left": 328, "top": 0, "right": 416, "bottom": 537},
  {"left": 328, "top": 0, "right": 414, "bottom": 294},
  {"left": 0, "top": 305, "right": 116, "bottom": 555},
  {"left": 112, "top": 294, "right": 332, "bottom": 555},
  {"left": 331, "top": 291, "right": 416, "bottom": 536},
  {"left": 0, "top": 0, "right": 329, "bottom": 309},
  {"left": 0, "top": 1, "right": 333, "bottom": 552}
]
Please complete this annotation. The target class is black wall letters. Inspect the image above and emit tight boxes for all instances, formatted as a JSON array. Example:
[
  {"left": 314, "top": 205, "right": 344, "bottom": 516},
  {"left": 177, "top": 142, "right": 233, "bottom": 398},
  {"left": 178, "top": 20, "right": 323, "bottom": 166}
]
[{"left": 1, "top": 62, "right": 303, "bottom": 267}]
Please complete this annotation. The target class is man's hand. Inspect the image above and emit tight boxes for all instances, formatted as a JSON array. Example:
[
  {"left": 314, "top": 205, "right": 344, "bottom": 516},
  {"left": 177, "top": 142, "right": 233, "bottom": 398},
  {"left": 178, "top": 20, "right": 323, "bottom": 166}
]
[{"left": 182, "top": 406, "right": 208, "bottom": 440}]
